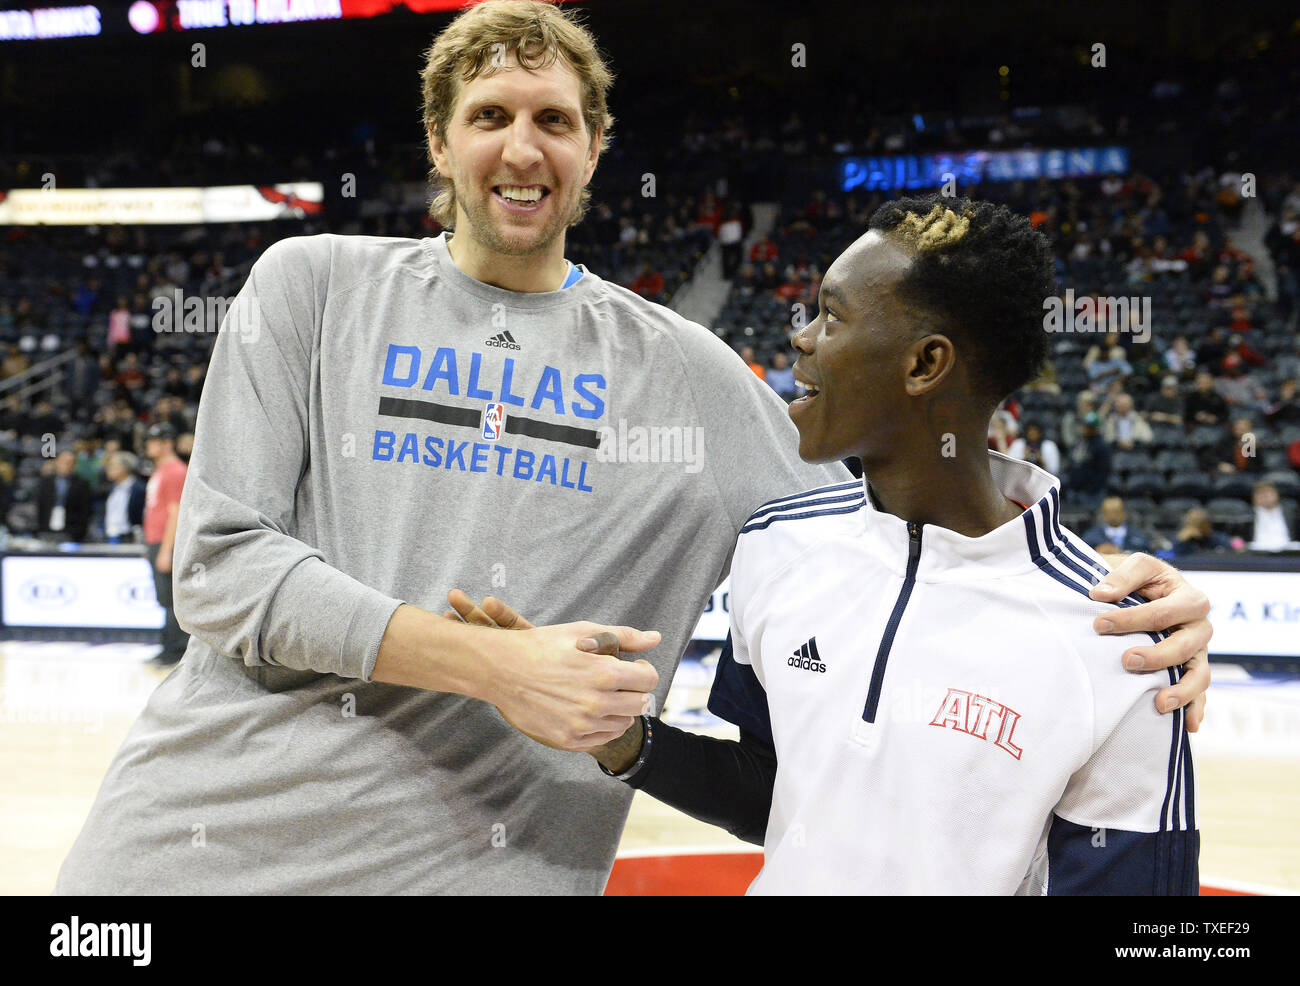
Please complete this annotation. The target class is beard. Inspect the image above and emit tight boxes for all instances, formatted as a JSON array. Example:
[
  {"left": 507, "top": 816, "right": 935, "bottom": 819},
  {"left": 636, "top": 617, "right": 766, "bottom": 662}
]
[{"left": 456, "top": 182, "right": 578, "bottom": 256}]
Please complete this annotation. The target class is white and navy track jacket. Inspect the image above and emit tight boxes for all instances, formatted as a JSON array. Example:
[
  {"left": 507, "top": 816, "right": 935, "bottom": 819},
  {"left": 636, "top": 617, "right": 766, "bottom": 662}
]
[{"left": 708, "top": 452, "right": 1199, "bottom": 895}]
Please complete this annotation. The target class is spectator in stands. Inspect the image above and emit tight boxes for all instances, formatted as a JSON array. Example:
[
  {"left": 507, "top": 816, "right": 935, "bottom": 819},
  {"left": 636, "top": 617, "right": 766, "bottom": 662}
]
[
  {"left": 92, "top": 401, "right": 136, "bottom": 449},
  {"left": 734, "top": 262, "right": 758, "bottom": 298},
  {"left": 1184, "top": 369, "right": 1229, "bottom": 427},
  {"left": 1214, "top": 353, "right": 1268, "bottom": 415},
  {"left": 114, "top": 352, "right": 148, "bottom": 407},
  {"left": 183, "top": 364, "right": 206, "bottom": 403},
  {"left": 629, "top": 263, "right": 665, "bottom": 300},
  {"left": 695, "top": 191, "right": 722, "bottom": 236},
  {"left": 1085, "top": 343, "right": 1132, "bottom": 391},
  {"left": 176, "top": 432, "right": 194, "bottom": 465},
  {"left": 1064, "top": 412, "right": 1111, "bottom": 507},
  {"left": 102, "top": 451, "right": 145, "bottom": 545},
  {"left": 154, "top": 395, "right": 192, "bottom": 437},
  {"left": 1, "top": 344, "right": 29, "bottom": 381},
  {"left": 748, "top": 234, "right": 777, "bottom": 264},
  {"left": 1059, "top": 390, "right": 1095, "bottom": 450},
  {"left": 718, "top": 206, "right": 744, "bottom": 279},
  {"left": 1082, "top": 496, "right": 1153, "bottom": 554},
  {"left": 74, "top": 439, "right": 104, "bottom": 490},
  {"left": 758, "top": 261, "right": 780, "bottom": 291},
  {"left": 1209, "top": 416, "right": 1264, "bottom": 475},
  {"left": 73, "top": 278, "right": 102, "bottom": 319},
  {"left": 142, "top": 422, "right": 189, "bottom": 668},
  {"left": 1007, "top": 420, "right": 1061, "bottom": 476},
  {"left": 773, "top": 271, "right": 804, "bottom": 304},
  {"left": 1250, "top": 480, "right": 1293, "bottom": 550},
  {"left": 1173, "top": 507, "right": 1239, "bottom": 557},
  {"left": 615, "top": 216, "right": 638, "bottom": 260},
  {"left": 1195, "top": 326, "right": 1229, "bottom": 370},
  {"left": 1144, "top": 375, "right": 1185, "bottom": 426},
  {"left": 766, "top": 351, "right": 795, "bottom": 402},
  {"left": 987, "top": 410, "right": 1017, "bottom": 456},
  {"left": 37, "top": 449, "right": 92, "bottom": 543},
  {"left": 128, "top": 292, "right": 153, "bottom": 352},
  {"left": 1103, "top": 392, "right": 1154, "bottom": 449},
  {"left": 739, "top": 345, "right": 765, "bottom": 381},
  {"left": 1164, "top": 335, "right": 1195, "bottom": 377},
  {"left": 1264, "top": 378, "right": 1300, "bottom": 426},
  {"left": 68, "top": 340, "right": 100, "bottom": 414}
]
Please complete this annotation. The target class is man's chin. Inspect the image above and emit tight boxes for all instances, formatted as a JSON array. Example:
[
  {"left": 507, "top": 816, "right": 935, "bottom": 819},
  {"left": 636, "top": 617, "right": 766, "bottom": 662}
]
[{"left": 795, "top": 433, "right": 834, "bottom": 465}]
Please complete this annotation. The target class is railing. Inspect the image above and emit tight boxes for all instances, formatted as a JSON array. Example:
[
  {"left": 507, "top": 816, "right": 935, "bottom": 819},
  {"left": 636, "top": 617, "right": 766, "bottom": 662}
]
[{"left": 0, "top": 349, "right": 77, "bottom": 401}]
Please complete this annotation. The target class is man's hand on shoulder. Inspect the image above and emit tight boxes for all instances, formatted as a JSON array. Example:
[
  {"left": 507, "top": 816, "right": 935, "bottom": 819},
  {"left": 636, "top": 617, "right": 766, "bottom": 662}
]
[{"left": 1088, "top": 552, "right": 1212, "bottom": 731}]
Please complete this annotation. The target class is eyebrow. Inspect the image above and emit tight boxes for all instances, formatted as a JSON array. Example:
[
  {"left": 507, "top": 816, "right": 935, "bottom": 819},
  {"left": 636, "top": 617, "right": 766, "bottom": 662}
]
[
  {"left": 463, "top": 95, "right": 581, "bottom": 117},
  {"left": 821, "top": 285, "right": 851, "bottom": 308}
]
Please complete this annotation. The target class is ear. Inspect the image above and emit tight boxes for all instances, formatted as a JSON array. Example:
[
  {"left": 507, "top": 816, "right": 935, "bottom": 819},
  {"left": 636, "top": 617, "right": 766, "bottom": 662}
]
[
  {"left": 581, "top": 124, "right": 602, "bottom": 186},
  {"left": 428, "top": 126, "right": 450, "bottom": 176},
  {"left": 904, "top": 334, "right": 957, "bottom": 397}
]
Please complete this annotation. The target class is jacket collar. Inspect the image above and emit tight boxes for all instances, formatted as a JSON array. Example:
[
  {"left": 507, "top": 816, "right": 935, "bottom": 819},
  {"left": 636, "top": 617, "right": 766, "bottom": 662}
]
[{"left": 858, "top": 452, "right": 1064, "bottom": 582}]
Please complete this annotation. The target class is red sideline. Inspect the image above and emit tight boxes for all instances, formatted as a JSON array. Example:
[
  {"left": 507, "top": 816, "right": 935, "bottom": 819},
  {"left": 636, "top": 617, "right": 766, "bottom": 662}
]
[{"left": 603, "top": 852, "right": 1261, "bottom": 896}]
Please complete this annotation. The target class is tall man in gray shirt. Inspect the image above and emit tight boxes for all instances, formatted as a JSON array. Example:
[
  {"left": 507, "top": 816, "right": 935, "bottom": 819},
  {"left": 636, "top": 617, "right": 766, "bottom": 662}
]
[{"left": 56, "top": 0, "right": 1211, "bottom": 895}]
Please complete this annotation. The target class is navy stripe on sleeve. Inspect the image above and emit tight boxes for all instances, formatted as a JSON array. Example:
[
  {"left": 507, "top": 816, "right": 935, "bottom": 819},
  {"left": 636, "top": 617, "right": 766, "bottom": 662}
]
[
  {"left": 1045, "top": 817, "right": 1200, "bottom": 895},
  {"left": 706, "top": 634, "right": 775, "bottom": 750}
]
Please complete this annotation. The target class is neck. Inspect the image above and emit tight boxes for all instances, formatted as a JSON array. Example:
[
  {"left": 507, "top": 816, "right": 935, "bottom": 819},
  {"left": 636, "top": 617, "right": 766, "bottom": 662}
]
[
  {"left": 445, "top": 227, "right": 569, "bottom": 294},
  {"left": 862, "top": 433, "right": 1022, "bottom": 538}
]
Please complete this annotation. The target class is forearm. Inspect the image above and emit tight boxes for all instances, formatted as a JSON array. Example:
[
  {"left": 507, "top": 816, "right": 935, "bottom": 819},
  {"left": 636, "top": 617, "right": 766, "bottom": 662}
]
[
  {"left": 598, "top": 719, "right": 777, "bottom": 846},
  {"left": 159, "top": 505, "right": 179, "bottom": 554},
  {"left": 371, "top": 603, "right": 500, "bottom": 699}
]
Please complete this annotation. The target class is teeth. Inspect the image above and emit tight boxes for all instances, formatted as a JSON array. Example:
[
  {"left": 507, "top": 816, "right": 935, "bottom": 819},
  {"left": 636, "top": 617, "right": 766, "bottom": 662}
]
[
  {"left": 498, "top": 185, "right": 543, "bottom": 202},
  {"left": 796, "top": 381, "right": 819, "bottom": 394}
]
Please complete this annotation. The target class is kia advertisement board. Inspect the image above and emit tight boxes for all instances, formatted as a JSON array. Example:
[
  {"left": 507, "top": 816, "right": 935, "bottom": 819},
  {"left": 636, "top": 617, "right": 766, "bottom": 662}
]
[{"left": 2, "top": 556, "right": 164, "bottom": 630}]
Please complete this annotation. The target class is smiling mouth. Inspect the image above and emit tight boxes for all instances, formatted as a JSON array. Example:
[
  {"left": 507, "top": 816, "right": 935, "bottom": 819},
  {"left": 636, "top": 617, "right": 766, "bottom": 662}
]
[
  {"left": 792, "top": 379, "right": 820, "bottom": 405},
  {"left": 493, "top": 184, "right": 551, "bottom": 206}
]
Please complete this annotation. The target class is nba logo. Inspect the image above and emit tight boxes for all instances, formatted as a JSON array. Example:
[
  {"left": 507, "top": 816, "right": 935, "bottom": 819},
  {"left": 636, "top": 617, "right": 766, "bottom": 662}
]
[{"left": 482, "top": 402, "right": 505, "bottom": 440}]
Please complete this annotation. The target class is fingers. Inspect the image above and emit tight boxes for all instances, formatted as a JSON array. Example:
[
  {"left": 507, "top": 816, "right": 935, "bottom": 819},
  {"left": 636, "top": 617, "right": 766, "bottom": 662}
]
[
  {"left": 1150, "top": 650, "right": 1210, "bottom": 716},
  {"left": 578, "top": 630, "right": 621, "bottom": 656},
  {"left": 579, "top": 625, "right": 662, "bottom": 655},
  {"left": 1088, "top": 552, "right": 1169, "bottom": 603},
  {"left": 600, "top": 655, "right": 660, "bottom": 693},
  {"left": 600, "top": 690, "right": 658, "bottom": 718},
  {"left": 481, "top": 597, "right": 533, "bottom": 630},
  {"left": 1184, "top": 692, "right": 1207, "bottom": 733},
  {"left": 1115, "top": 618, "right": 1213, "bottom": 671},
  {"left": 447, "top": 588, "right": 499, "bottom": 628},
  {"left": 1094, "top": 584, "right": 1211, "bottom": 638}
]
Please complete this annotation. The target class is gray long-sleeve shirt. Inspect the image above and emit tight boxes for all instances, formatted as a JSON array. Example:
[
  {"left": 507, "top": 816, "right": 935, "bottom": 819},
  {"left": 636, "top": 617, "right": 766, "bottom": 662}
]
[{"left": 55, "top": 232, "right": 845, "bottom": 895}]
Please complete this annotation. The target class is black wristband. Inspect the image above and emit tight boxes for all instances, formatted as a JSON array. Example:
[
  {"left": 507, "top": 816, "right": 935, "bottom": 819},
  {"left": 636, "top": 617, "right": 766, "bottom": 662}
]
[{"left": 598, "top": 715, "right": 654, "bottom": 782}]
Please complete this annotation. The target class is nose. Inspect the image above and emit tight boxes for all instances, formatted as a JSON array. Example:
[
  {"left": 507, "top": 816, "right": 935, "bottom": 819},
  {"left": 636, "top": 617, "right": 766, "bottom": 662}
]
[
  {"left": 790, "top": 316, "right": 815, "bottom": 354},
  {"left": 501, "top": 117, "right": 544, "bottom": 171}
]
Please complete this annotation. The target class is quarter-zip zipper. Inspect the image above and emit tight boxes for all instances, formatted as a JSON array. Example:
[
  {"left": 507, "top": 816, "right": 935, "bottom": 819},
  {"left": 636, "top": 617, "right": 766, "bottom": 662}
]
[{"left": 862, "top": 521, "right": 923, "bottom": 723}]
